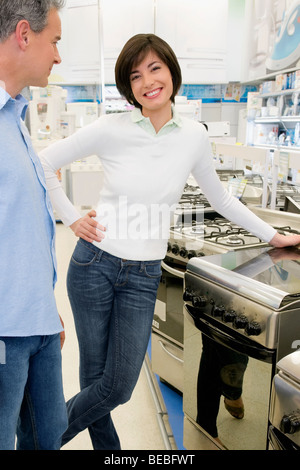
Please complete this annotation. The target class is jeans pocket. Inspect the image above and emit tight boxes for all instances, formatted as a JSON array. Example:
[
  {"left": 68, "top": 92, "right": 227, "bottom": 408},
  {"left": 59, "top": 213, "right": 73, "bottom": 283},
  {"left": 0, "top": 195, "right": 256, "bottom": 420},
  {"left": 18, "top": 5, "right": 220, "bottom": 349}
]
[
  {"left": 71, "top": 240, "right": 98, "bottom": 266},
  {"left": 143, "top": 261, "right": 162, "bottom": 279}
]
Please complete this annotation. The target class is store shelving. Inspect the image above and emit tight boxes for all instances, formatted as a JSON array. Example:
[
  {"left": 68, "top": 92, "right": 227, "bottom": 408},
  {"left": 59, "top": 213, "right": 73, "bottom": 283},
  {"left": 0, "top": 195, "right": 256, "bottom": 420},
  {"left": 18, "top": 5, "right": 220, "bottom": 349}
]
[{"left": 214, "top": 142, "right": 300, "bottom": 210}]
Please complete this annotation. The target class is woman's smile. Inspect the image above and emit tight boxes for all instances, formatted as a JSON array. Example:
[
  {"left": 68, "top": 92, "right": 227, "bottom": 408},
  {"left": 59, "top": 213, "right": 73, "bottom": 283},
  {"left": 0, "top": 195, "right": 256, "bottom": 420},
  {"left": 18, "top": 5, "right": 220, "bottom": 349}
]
[{"left": 144, "top": 87, "right": 163, "bottom": 98}]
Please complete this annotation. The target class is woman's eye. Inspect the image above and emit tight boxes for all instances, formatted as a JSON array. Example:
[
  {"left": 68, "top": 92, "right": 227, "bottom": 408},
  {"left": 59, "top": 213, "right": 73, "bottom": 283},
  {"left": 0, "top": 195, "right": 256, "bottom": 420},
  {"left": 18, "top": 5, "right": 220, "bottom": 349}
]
[{"left": 131, "top": 74, "right": 140, "bottom": 82}]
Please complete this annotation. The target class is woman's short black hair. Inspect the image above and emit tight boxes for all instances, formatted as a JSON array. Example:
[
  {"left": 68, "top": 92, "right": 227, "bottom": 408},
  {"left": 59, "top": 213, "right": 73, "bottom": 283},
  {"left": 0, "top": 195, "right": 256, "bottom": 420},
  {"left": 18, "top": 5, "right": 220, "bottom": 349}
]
[{"left": 115, "top": 33, "right": 182, "bottom": 110}]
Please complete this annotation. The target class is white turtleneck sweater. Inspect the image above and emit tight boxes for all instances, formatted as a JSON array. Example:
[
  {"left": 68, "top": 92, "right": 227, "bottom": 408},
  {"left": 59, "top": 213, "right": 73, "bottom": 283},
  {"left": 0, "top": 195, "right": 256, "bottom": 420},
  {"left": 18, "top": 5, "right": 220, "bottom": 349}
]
[{"left": 39, "top": 109, "right": 276, "bottom": 261}]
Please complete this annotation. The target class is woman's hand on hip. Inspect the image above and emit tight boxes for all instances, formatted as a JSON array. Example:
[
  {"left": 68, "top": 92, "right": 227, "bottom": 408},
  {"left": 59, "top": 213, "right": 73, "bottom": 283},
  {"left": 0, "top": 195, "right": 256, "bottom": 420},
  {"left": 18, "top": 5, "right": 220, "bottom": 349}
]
[{"left": 70, "top": 210, "right": 106, "bottom": 243}]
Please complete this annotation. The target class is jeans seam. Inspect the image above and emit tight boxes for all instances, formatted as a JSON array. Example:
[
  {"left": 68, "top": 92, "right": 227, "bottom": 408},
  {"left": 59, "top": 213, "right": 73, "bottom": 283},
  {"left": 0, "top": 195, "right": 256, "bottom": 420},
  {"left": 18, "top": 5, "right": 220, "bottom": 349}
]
[
  {"left": 23, "top": 387, "right": 39, "bottom": 450},
  {"left": 115, "top": 266, "right": 130, "bottom": 287}
]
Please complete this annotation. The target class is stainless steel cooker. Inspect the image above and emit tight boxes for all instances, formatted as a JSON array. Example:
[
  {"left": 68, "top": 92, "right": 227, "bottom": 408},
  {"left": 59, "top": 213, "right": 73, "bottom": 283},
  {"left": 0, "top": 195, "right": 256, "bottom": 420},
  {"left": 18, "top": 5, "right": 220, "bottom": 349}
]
[
  {"left": 269, "top": 350, "right": 300, "bottom": 450},
  {"left": 183, "top": 245, "right": 300, "bottom": 450},
  {"left": 151, "top": 182, "right": 300, "bottom": 395},
  {"left": 151, "top": 211, "right": 271, "bottom": 393}
]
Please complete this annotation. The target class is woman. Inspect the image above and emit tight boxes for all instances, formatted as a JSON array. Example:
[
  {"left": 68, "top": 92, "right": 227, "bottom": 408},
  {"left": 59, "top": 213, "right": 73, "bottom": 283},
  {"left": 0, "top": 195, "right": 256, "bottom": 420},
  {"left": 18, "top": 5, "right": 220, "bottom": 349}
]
[{"left": 40, "top": 34, "right": 300, "bottom": 450}]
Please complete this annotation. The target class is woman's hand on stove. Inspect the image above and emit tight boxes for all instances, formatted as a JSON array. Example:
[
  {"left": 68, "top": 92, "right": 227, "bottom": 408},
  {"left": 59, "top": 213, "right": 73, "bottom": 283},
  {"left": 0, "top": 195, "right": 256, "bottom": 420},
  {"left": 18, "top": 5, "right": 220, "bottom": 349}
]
[
  {"left": 70, "top": 210, "right": 106, "bottom": 243},
  {"left": 270, "top": 232, "right": 300, "bottom": 248}
]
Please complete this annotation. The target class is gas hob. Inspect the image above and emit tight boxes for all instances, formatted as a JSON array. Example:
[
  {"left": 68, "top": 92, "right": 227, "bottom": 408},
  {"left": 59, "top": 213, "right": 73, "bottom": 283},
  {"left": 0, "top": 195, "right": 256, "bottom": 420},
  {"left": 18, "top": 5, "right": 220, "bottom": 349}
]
[{"left": 167, "top": 215, "right": 269, "bottom": 262}]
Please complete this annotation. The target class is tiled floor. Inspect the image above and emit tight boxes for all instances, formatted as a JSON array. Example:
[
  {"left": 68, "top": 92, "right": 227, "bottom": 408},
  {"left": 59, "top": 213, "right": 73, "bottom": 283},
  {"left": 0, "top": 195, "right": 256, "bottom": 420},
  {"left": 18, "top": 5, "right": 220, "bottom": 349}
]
[{"left": 54, "top": 223, "right": 170, "bottom": 450}]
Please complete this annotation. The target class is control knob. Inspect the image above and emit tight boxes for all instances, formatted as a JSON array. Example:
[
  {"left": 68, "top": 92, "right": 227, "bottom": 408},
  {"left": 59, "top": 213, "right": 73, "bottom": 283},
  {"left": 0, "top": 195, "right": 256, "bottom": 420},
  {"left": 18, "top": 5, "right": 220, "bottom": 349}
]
[
  {"left": 183, "top": 289, "right": 193, "bottom": 302},
  {"left": 280, "top": 412, "right": 300, "bottom": 435},
  {"left": 233, "top": 315, "right": 248, "bottom": 329},
  {"left": 179, "top": 247, "right": 188, "bottom": 258},
  {"left": 192, "top": 296, "right": 207, "bottom": 308},
  {"left": 187, "top": 250, "right": 197, "bottom": 259},
  {"left": 171, "top": 244, "right": 180, "bottom": 255},
  {"left": 212, "top": 305, "right": 225, "bottom": 317},
  {"left": 245, "top": 321, "right": 262, "bottom": 336},
  {"left": 222, "top": 309, "right": 236, "bottom": 323}
]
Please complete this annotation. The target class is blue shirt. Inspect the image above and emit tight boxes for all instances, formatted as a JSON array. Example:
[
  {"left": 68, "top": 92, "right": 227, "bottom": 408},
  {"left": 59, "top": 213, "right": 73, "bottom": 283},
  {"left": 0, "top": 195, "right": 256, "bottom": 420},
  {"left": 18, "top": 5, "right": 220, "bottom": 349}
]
[{"left": 0, "top": 87, "right": 62, "bottom": 336}]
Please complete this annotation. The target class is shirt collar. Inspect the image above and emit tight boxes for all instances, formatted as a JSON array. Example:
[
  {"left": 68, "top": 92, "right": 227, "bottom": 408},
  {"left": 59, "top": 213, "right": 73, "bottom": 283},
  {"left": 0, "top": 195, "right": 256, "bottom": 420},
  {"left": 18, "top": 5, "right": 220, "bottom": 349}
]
[
  {"left": 0, "top": 86, "right": 28, "bottom": 120},
  {"left": 131, "top": 105, "right": 182, "bottom": 128}
]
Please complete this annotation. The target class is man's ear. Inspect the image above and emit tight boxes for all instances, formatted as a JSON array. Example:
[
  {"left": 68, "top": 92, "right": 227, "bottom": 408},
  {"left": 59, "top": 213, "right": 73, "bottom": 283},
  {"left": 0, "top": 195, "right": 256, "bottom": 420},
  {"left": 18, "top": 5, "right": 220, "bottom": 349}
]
[{"left": 15, "top": 20, "right": 31, "bottom": 51}]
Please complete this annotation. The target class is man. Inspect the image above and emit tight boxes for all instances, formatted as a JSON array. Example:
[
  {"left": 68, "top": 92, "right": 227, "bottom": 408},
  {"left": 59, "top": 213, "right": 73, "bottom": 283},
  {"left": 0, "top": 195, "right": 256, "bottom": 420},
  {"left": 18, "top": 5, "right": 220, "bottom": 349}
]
[{"left": 0, "top": 1, "right": 68, "bottom": 450}]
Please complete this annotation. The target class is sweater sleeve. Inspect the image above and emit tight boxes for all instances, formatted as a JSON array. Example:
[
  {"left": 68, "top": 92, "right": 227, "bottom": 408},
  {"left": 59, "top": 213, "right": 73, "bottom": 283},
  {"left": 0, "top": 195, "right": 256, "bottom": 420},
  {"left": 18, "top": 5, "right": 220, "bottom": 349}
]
[
  {"left": 191, "top": 136, "right": 277, "bottom": 243},
  {"left": 39, "top": 119, "right": 102, "bottom": 226}
]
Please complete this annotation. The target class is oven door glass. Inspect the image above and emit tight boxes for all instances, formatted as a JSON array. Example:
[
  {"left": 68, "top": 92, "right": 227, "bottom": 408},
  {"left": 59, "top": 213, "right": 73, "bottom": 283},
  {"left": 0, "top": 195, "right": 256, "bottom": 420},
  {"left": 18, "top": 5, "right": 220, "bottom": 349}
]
[
  {"left": 183, "top": 305, "right": 276, "bottom": 450},
  {"left": 153, "top": 258, "right": 185, "bottom": 346}
]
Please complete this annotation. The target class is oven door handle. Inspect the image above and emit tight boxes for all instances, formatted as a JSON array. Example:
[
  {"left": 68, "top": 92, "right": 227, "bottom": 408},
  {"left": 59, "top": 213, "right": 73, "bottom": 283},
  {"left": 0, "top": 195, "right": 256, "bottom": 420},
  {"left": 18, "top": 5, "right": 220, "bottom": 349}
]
[
  {"left": 158, "top": 340, "right": 184, "bottom": 363},
  {"left": 161, "top": 260, "right": 185, "bottom": 279},
  {"left": 184, "top": 304, "right": 274, "bottom": 363}
]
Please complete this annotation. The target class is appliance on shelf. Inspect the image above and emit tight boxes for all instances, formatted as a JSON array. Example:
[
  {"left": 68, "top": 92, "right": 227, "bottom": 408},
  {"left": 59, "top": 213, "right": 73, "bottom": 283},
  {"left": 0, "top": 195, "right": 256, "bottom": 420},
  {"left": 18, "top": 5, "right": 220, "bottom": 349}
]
[
  {"left": 29, "top": 86, "right": 71, "bottom": 141},
  {"left": 266, "top": 0, "right": 300, "bottom": 72},
  {"left": 174, "top": 96, "right": 202, "bottom": 122}
]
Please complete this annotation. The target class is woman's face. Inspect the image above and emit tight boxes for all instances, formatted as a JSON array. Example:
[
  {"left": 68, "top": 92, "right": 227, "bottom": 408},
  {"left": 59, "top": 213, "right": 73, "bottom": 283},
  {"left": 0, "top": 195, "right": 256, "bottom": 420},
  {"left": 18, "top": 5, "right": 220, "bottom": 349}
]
[{"left": 130, "top": 50, "right": 173, "bottom": 115}]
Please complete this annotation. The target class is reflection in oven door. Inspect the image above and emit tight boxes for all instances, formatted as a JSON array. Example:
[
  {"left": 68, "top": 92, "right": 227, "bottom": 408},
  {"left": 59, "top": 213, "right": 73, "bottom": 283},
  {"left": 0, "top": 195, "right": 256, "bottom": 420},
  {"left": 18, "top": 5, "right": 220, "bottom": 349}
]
[
  {"left": 183, "top": 304, "right": 276, "bottom": 450},
  {"left": 151, "top": 258, "right": 185, "bottom": 392}
]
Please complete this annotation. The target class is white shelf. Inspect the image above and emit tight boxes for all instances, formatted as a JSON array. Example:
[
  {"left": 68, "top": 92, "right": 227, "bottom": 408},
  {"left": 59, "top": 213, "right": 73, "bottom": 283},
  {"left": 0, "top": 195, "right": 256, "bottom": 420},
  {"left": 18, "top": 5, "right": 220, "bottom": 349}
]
[
  {"left": 214, "top": 143, "right": 268, "bottom": 163},
  {"left": 214, "top": 143, "right": 300, "bottom": 169},
  {"left": 259, "top": 88, "right": 300, "bottom": 98},
  {"left": 254, "top": 116, "right": 300, "bottom": 124},
  {"left": 241, "top": 66, "right": 300, "bottom": 86}
]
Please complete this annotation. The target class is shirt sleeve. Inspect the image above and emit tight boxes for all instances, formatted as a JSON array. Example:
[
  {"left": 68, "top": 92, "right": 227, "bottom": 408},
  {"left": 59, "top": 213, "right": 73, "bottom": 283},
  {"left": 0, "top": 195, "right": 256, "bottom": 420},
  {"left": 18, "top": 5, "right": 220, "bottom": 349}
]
[
  {"left": 191, "top": 135, "right": 277, "bottom": 243},
  {"left": 39, "top": 119, "right": 102, "bottom": 226}
]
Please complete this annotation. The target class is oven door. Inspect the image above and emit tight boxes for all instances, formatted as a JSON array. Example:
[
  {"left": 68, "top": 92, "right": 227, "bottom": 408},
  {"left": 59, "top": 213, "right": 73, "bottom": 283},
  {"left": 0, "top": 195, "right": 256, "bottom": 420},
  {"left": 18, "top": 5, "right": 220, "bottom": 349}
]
[
  {"left": 152, "top": 257, "right": 185, "bottom": 346},
  {"left": 151, "top": 258, "right": 185, "bottom": 392},
  {"left": 183, "top": 304, "right": 276, "bottom": 450},
  {"left": 268, "top": 425, "right": 300, "bottom": 450}
]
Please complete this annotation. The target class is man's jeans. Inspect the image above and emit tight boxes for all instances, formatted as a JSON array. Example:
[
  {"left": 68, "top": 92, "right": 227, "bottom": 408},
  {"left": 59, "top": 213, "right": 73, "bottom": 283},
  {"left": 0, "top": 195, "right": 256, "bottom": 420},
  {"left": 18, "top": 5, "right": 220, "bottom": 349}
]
[
  {"left": 0, "top": 334, "right": 68, "bottom": 450},
  {"left": 62, "top": 239, "right": 162, "bottom": 449}
]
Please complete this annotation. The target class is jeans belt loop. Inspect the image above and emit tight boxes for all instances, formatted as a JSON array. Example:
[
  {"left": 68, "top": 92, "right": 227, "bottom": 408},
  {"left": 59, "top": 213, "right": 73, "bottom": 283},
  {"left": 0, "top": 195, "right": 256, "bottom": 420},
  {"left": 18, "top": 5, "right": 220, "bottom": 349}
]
[
  {"left": 96, "top": 248, "right": 104, "bottom": 263},
  {"left": 140, "top": 261, "right": 145, "bottom": 272}
]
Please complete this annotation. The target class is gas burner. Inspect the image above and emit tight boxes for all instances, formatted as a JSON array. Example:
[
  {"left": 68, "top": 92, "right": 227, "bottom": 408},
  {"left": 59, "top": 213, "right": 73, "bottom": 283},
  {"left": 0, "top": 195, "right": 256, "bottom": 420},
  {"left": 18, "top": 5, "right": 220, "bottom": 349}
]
[
  {"left": 182, "top": 184, "right": 202, "bottom": 195},
  {"left": 178, "top": 198, "right": 210, "bottom": 208},
  {"left": 179, "top": 224, "right": 206, "bottom": 238},
  {"left": 191, "top": 224, "right": 206, "bottom": 235},
  {"left": 205, "top": 230, "right": 264, "bottom": 247},
  {"left": 217, "top": 234, "right": 245, "bottom": 246},
  {"left": 177, "top": 192, "right": 212, "bottom": 209}
]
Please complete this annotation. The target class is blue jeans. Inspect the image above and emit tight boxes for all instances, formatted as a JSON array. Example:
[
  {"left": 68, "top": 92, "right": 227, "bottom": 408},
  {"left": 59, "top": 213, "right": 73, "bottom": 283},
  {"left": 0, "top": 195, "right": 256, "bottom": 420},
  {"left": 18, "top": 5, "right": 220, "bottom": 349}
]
[
  {"left": 0, "top": 334, "right": 68, "bottom": 450},
  {"left": 62, "top": 239, "right": 162, "bottom": 449}
]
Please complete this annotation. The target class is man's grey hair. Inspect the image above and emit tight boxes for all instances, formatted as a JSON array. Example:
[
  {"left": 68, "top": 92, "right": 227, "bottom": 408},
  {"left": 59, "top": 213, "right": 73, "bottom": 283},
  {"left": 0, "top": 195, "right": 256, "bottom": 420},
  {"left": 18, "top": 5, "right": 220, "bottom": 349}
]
[{"left": 0, "top": 0, "right": 66, "bottom": 43}]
